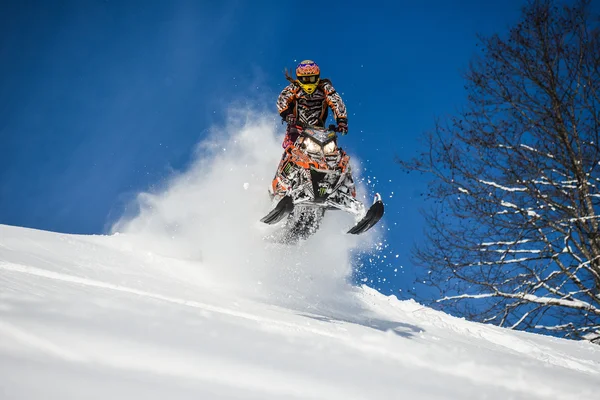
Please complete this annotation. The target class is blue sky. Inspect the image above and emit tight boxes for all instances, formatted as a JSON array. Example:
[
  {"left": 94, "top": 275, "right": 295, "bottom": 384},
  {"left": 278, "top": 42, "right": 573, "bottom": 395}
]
[{"left": 0, "top": 0, "right": 527, "bottom": 296}]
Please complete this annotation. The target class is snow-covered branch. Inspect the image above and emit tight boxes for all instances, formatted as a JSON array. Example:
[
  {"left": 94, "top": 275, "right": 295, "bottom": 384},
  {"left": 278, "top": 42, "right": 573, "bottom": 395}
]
[
  {"left": 438, "top": 290, "right": 600, "bottom": 315},
  {"left": 478, "top": 180, "right": 527, "bottom": 192}
]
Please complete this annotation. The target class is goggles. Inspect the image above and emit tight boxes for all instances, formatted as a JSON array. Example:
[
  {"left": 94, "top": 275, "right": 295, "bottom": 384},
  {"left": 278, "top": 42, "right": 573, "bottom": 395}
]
[{"left": 298, "top": 75, "right": 319, "bottom": 84}]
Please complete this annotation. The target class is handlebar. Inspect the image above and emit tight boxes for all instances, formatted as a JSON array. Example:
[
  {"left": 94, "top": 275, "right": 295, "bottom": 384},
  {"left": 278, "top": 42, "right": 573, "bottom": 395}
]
[{"left": 291, "top": 122, "right": 341, "bottom": 133}]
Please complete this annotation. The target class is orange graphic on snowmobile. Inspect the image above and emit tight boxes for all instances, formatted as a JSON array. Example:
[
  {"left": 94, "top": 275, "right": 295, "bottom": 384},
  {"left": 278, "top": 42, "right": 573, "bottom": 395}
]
[
  {"left": 261, "top": 124, "right": 382, "bottom": 242},
  {"left": 271, "top": 141, "right": 355, "bottom": 199}
]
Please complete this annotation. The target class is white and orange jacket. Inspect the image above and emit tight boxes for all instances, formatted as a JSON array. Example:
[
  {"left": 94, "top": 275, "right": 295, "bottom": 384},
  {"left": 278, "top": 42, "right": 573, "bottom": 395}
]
[{"left": 276, "top": 79, "right": 348, "bottom": 128}]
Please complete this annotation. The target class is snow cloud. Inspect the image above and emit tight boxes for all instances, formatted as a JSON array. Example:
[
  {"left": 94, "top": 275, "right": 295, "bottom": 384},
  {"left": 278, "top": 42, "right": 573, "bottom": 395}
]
[{"left": 110, "top": 107, "right": 379, "bottom": 309}]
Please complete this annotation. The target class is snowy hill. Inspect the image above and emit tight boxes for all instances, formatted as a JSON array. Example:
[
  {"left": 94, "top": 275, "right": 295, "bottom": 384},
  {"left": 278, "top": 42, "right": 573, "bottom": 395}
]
[
  {"left": 2, "top": 115, "right": 600, "bottom": 399},
  {"left": 1, "top": 223, "right": 599, "bottom": 400}
]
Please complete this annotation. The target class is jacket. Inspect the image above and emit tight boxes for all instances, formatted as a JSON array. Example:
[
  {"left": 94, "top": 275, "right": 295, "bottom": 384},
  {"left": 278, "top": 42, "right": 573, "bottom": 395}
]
[{"left": 276, "top": 79, "right": 347, "bottom": 127}]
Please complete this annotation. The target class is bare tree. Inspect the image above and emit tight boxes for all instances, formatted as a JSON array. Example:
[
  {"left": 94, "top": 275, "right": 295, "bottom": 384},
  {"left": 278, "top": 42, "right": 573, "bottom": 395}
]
[{"left": 401, "top": 0, "right": 600, "bottom": 342}]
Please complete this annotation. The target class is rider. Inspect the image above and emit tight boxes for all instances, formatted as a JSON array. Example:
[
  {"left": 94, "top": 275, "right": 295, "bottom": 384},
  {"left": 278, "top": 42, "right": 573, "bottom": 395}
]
[{"left": 276, "top": 60, "right": 348, "bottom": 148}]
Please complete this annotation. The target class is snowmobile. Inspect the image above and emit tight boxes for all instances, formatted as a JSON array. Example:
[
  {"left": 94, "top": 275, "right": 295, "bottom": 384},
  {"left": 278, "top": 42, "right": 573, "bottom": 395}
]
[{"left": 260, "top": 123, "right": 384, "bottom": 242}]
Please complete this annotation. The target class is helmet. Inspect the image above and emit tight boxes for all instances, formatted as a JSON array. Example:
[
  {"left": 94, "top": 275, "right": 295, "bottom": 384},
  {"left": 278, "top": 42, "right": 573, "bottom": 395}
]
[{"left": 296, "top": 60, "right": 320, "bottom": 94}]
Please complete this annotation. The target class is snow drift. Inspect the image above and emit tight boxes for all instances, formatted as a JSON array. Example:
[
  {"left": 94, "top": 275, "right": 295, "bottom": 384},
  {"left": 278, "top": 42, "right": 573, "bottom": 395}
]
[
  {"left": 1, "top": 110, "right": 599, "bottom": 399},
  {"left": 110, "top": 109, "right": 378, "bottom": 309},
  {"left": 1, "top": 224, "right": 599, "bottom": 400}
]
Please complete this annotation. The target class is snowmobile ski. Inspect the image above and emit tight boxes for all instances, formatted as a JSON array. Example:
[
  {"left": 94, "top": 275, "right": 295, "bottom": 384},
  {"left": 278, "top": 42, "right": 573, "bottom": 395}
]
[
  {"left": 260, "top": 195, "right": 294, "bottom": 225},
  {"left": 347, "top": 194, "right": 384, "bottom": 235}
]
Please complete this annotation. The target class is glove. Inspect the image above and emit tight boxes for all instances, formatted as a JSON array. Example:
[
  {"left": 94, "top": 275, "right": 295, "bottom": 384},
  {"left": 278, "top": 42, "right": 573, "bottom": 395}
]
[
  {"left": 285, "top": 114, "right": 297, "bottom": 126},
  {"left": 282, "top": 122, "right": 300, "bottom": 148},
  {"left": 337, "top": 119, "right": 348, "bottom": 135},
  {"left": 282, "top": 136, "right": 294, "bottom": 149}
]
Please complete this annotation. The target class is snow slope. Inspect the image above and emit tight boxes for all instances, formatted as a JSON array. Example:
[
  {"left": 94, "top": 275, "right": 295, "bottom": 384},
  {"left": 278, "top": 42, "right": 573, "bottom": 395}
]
[
  {"left": 2, "top": 112, "right": 599, "bottom": 399},
  {"left": 1, "top": 224, "right": 599, "bottom": 400}
]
